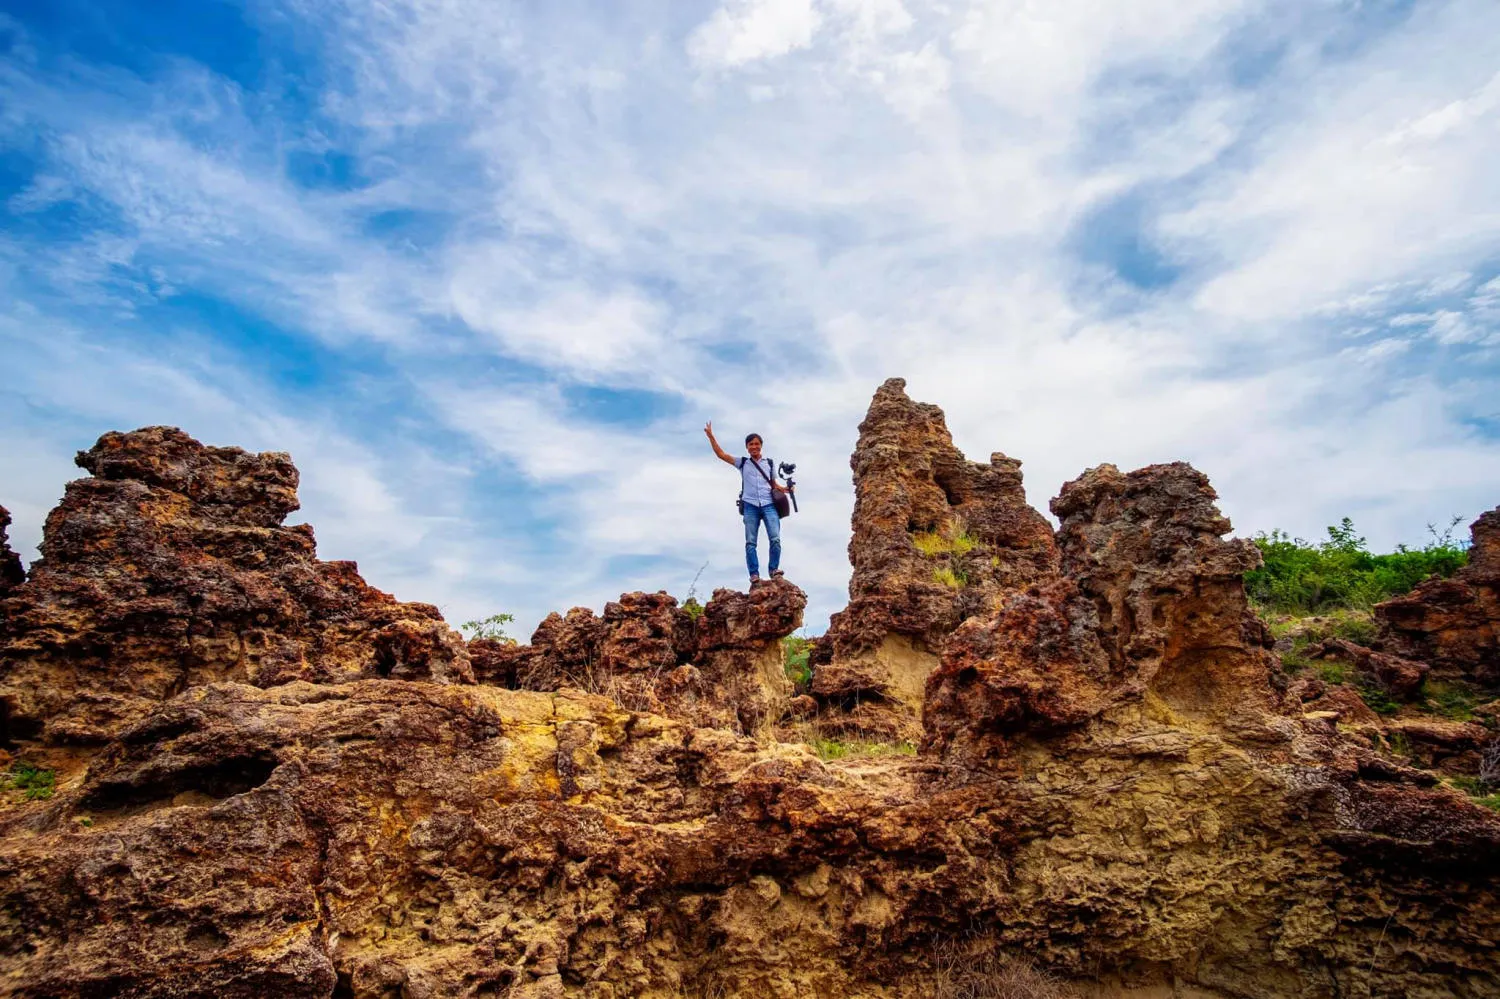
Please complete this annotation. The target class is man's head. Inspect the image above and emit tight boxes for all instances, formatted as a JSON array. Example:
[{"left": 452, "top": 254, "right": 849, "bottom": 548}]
[{"left": 745, "top": 433, "right": 763, "bottom": 459}]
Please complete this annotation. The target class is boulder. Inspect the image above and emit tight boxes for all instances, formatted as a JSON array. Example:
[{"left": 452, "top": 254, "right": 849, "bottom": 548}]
[
  {"left": 0, "top": 427, "right": 471, "bottom": 747},
  {"left": 1376, "top": 507, "right": 1500, "bottom": 688}
]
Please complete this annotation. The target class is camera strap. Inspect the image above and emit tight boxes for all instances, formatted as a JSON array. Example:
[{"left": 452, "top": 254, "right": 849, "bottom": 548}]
[{"left": 739, "top": 456, "right": 776, "bottom": 504}]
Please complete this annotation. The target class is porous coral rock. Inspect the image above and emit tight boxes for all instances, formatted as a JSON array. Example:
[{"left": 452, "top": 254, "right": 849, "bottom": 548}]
[
  {"left": 924, "top": 462, "right": 1280, "bottom": 760},
  {"left": 0, "top": 506, "right": 23, "bottom": 598},
  {"left": 3, "top": 416, "right": 1500, "bottom": 999},
  {"left": 0, "top": 427, "right": 470, "bottom": 747},
  {"left": 486, "top": 581, "right": 805, "bottom": 735},
  {"left": 815, "top": 379, "right": 1057, "bottom": 735},
  {"left": 1376, "top": 506, "right": 1500, "bottom": 688}
]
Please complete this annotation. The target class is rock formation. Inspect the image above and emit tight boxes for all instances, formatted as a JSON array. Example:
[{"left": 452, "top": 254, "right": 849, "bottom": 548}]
[
  {"left": 813, "top": 378, "right": 1057, "bottom": 737},
  {"left": 1376, "top": 506, "right": 1500, "bottom": 688},
  {"left": 472, "top": 582, "right": 805, "bottom": 734},
  {"left": 925, "top": 461, "right": 1282, "bottom": 760},
  {"left": 2, "top": 409, "right": 1499, "bottom": 999},
  {"left": 0, "top": 427, "right": 470, "bottom": 747},
  {"left": 0, "top": 505, "right": 23, "bottom": 598}
]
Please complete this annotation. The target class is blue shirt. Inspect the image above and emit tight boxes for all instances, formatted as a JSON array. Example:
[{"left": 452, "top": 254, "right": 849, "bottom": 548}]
[{"left": 737, "top": 456, "right": 776, "bottom": 506}]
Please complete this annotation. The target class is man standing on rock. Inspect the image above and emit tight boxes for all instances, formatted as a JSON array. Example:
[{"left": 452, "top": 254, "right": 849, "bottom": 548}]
[{"left": 705, "top": 422, "right": 790, "bottom": 585}]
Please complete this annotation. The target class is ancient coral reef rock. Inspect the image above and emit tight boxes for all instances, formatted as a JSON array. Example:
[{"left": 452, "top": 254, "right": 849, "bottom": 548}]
[
  {"left": 2, "top": 411, "right": 1500, "bottom": 999},
  {"left": 0, "top": 506, "right": 23, "bottom": 599},
  {"left": 1376, "top": 506, "right": 1500, "bottom": 688},
  {"left": 474, "top": 583, "right": 805, "bottom": 735},
  {"left": 923, "top": 461, "right": 1281, "bottom": 761},
  {"left": 0, "top": 427, "right": 470, "bottom": 747},
  {"left": 814, "top": 378, "right": 1057, "bottom": 736}
]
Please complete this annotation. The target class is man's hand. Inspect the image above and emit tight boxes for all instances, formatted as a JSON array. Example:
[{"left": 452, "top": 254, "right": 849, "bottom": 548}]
[{"left": 705, "top": 421, "right": 735, "bottom": 465}]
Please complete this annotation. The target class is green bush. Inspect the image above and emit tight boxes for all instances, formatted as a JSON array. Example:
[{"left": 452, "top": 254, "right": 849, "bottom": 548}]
[
  {"left": 1245, "top": 517, "right": 1468, "bottom": 615},
  {"left": 462, "top": 613, "right": 517, "bottom": 644},
  {"left": 782, "top": 635, "right": 813, "bottom": 688},
  {"left": 3, "top": 763, "right": 56, "bottom": 801},
  {"left": 682, "top": 597, "right": 705, "bottom": 622}
]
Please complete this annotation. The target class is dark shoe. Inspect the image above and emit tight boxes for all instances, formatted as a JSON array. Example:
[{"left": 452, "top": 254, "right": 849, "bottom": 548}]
[
  {"left": 749, "top": 574, "right": 761, "bottom": 585},
  {"left": 770, "top": 569, "right": 785, "bottom": 580}
]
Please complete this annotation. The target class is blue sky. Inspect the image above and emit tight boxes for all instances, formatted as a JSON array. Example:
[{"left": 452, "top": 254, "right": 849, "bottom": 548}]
[{"left": 2, "top": 0, "right": 1498, "bottom": 637}]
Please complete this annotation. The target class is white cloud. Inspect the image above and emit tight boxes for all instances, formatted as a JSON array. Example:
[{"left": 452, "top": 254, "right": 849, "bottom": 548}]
[{"left": 688, "top": 0, "right": 824, "bottom": 68}]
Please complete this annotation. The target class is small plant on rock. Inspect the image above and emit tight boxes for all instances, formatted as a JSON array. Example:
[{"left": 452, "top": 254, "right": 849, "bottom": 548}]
[
  {"left": 782, "top": 634, "right": 813, "bottom": 689},
  {"left": 462, "top": 612, "right": 517, "bottom": 644},
  {"left": 3, "top": 762, "right": 56, "bottom": 801},
  {"left": 1425, "top": 681, "right": 1478, "bottom": 721}
]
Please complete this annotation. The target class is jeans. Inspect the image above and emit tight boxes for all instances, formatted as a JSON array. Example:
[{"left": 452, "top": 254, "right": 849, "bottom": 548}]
[{"left": 742, "top": 502, "right": 782, "bottom": 578}]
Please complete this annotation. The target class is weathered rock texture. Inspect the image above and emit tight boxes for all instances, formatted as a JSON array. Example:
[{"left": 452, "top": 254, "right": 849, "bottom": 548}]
[
  {"left": 2, "top": 413, "right": 1499, "bottom": 999},
  {"left": 473, "top": 583, "right": 805, "bottom": 735},
  {"left": 924, "top": 462, "right": 1281, "bottom": 761},
  {"left": 1376, "top": 506, "right": 1500, "bottom": 688},
  {"left": 814, "top": 379, "right": 1057, "bottom": 736},
  {"left": 0, "top": 506, "right": 23, "bottom": 599},
  {"left": 0, "top": 427, "right": 470, "bottom": 747}
]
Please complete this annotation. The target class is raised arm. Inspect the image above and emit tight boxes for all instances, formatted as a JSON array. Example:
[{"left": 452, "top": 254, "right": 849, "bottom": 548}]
[{"left": 704, "top": 421, "right": 736, "bottom": 466}]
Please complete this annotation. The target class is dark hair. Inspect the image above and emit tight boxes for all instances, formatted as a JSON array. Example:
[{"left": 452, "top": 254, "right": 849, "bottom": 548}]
[{"left": 744, "top": 433, "right": 762, "bottom": 446}]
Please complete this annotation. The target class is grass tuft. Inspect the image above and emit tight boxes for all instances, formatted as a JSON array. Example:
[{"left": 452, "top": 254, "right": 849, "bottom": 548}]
[
  {"left": 3, "top": 762, "right": 56, "bottom": 801},
  {"left": 809, "top": 738, "right": 917, "bottom": 761}
]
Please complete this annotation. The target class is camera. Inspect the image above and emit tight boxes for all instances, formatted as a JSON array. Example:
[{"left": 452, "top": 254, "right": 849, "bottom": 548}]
[{"left": 777, "top": 462, "right": 798, "bottom": 513}]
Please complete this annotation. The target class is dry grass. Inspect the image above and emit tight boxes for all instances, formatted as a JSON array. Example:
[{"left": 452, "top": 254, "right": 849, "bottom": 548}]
[{"left": 932, "top": 946, "right": 1078, "bottom": 999}]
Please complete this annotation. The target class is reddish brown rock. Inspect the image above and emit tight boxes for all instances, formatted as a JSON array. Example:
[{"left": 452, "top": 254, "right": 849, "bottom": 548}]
[
  {"left": 1376, "top": 507, "right": 1500, "bottom": 688},
  {"left": 1304, "top": 638, "right": 1429, "bottom": 700},
  {"left": 0, "top": 427, "right": 471, "bottom": 746},
  {"left": 3, "top": 403, "right": 1500, "bottom": 999},
  {"left": 488, "top": 581, "right": 805, "bottom": 734},
  {"left": 0, "top": 506, "right": 23, "bottom": 598},
  {"left": 924, "top": 462, "right": 1280, "bottom": 760},
  {"left": 815, "top": 380, "right": 1058, "bottom": 734},
  {"left": 2, "top": 679, "right": 1497, "bottom": 999}
]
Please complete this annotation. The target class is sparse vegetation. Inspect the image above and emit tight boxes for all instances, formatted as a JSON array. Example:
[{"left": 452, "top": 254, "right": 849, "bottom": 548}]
[
  {"left": 1316, "top": 661, "right": 1350, "bottom": 686},
  {"left": 933, "top": 567, "right": 966, "bottom": 590},
  {"left": 461, "top": 612, "right": 517, "bottom": 644},
  {"left": 3, "top": 762, "right": 56, "bottom": 801},
  {"left": 809, "top": 738, "right": 917, "bottom": 761},
  {"left": 931, "top": 946, "right": 1078, "bottom": 999},
  {"left": 1246, "top": 517, "right": 1468, "bottom": 615},
  {"left": 1425, "top": 681, "right": 1479, "bottom": 721},
  {"left": 683, "top": 562, "right": 708, "bottom": 620},
  {"left": 913, "top": 529, "right": 978, "bottom": 557},
  {"left": 1355, "top": 678, "right": 1401, "bottom": 717},
  {"left": 782, "top": 634, "right": 813, "bottom": 689}
]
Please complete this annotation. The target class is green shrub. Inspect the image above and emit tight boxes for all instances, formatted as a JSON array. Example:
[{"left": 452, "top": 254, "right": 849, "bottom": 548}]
[
  {"left": 1245, "top": 517, "right": 1468, "bottom": 615},
  {"left": 682, "top": 598, "right": 705, "bottom": 622},
  {"left": 782, "top": 635, "right": 813, "bottom": 688},
  {"left": 462, "top": 612, "right": 517, "bottom": 644},
  {"left": 4, "top": 763, "right": 56, "bottom": 801}
]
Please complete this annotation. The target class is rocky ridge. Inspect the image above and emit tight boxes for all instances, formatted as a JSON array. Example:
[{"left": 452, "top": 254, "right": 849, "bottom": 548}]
[{"left": 0, "top": 401, "right": 1497, "bottom": 999}]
